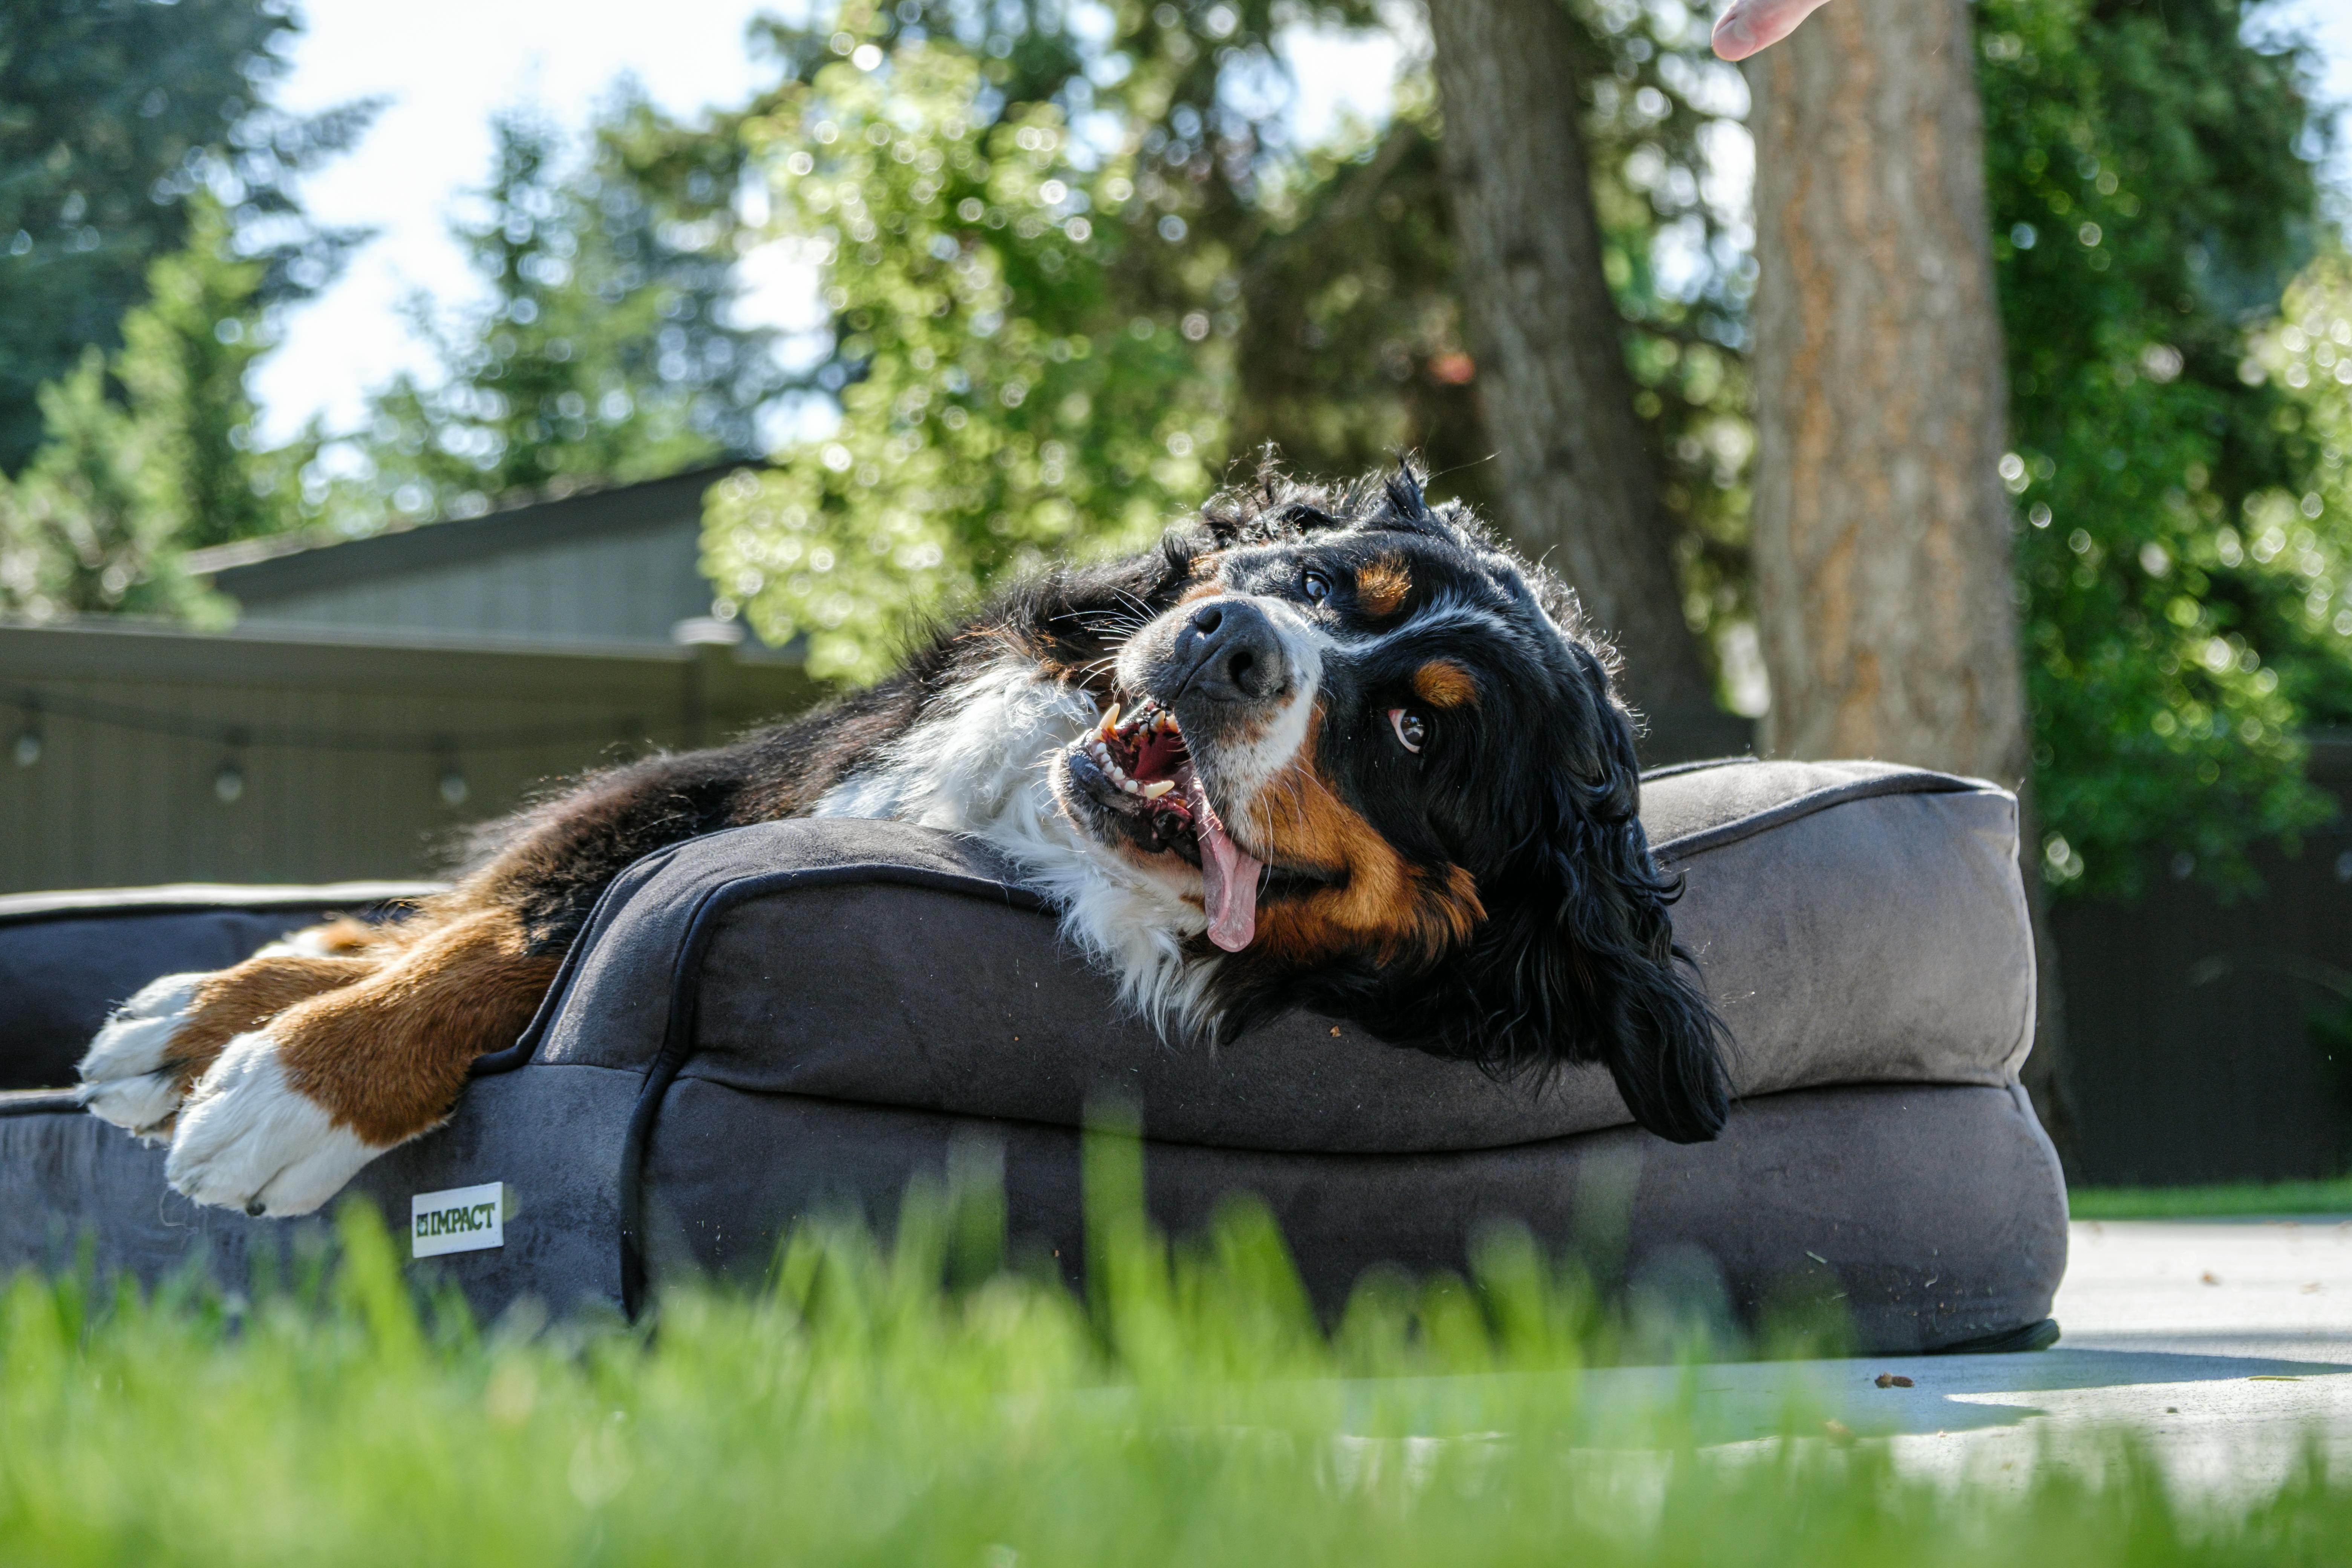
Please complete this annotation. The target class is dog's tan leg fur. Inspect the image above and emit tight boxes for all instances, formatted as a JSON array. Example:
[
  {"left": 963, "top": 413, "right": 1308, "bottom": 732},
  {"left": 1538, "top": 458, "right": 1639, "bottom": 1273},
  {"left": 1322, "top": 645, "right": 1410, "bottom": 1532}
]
[
  {"left": 167, "top": 955, "right": 376, "bottom": 1095},
  {"left": 267, "top": 907, "right": 561, "bottom": 1147}
]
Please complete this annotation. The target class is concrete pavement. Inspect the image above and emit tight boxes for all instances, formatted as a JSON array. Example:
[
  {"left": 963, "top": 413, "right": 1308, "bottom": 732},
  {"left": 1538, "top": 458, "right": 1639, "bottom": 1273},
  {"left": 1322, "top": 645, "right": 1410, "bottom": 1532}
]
[{"left": 1569, "top": 1217, "right": 2352, "bottom": 1494}]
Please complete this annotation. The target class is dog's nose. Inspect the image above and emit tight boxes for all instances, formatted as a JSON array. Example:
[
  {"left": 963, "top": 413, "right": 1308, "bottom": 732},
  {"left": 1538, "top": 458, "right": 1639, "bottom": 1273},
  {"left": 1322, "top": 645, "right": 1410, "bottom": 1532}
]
[{"left": 1173, "top": 598, "right": 1288, "bottom": 703}]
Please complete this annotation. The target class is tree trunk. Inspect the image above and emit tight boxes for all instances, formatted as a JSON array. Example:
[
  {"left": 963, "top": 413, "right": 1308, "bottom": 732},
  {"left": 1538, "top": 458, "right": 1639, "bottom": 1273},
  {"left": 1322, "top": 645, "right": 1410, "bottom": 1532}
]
[
  {"left": 1745, "top": 0, "right": 2075, "bottom": 1159},
  {"left": 1427, "top": 0, "right": 1725, "bottom": 749}
]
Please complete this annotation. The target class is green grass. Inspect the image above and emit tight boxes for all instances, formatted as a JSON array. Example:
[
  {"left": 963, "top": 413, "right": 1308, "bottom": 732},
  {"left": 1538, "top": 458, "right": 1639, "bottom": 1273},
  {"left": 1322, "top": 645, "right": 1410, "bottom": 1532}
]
[
  {"left": 2069, "top": 1177, "right": 2352, "bottom": 1219},
  {"left": 5, "top": 1137, "right": 2350, "bottom": 1564}
]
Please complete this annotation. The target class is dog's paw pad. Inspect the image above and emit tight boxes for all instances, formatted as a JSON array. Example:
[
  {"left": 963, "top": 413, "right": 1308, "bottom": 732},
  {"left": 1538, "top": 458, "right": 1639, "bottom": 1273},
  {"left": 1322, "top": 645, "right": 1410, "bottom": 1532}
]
[
  {"left": 78, "top": 972, "right": 210, "bottom": 1139},
  {"left": 166, "top": 1031, "right": 380, "bottom": 1218}
]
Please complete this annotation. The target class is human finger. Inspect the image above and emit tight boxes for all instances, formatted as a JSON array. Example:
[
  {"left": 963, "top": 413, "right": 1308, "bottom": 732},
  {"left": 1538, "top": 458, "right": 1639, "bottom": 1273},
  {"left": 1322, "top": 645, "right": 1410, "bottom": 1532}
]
[{"left": 1710, "top": 0, "right": 1837, "bottom": 61}]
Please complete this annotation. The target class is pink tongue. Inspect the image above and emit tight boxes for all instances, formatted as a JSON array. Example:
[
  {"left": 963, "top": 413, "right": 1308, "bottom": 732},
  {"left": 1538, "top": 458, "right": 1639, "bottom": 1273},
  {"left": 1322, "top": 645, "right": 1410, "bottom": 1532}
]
[{"left": 1192, "top": 794, "right": 1262, "bottom": 952}]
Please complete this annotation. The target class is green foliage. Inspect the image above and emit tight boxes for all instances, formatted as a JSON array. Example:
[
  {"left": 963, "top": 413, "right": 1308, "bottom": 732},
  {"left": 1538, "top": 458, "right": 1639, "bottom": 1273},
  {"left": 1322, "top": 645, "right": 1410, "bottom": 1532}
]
[
  {"left": 1978, "top": 0, "right": 2338, "bottom": 898},
  {"left": 703, "top": 0, "right": 1432, "bottom": 681},
  {"left": 117, "top": 197, "right": 318, "bottom": 551},
  {"left": 1222, "top": 101, "right": 1490, "bottom": 514},
  {"left": 706, "top": 38, "right": 1224, "bottom": 680},
  {"left": 1, "top": 1187, "right": 2350, "bottom": 1562},
  {"left": 2254, "top": 257, "right": 2352, "bottom": 685},
  {"left": 0, "top": 0, "right": 368, "bottom": 607},
  {"left": 0, "top": 0, "right": 370, "bottom": 473},
  {"left": 0, "top": 195, "right": 290, "bottom": 619},
  {"left": 348, "top": 104, "right": 784, "bottom": 529},
  {"left": 1069, "top": 0, "right": 1485, "bottom": 518},
  {"left": 700, "top": 0, "right": 1758, "bottom": 685},
  {"left": 0, "top": 349, "right": 192, "bottom": 619}
]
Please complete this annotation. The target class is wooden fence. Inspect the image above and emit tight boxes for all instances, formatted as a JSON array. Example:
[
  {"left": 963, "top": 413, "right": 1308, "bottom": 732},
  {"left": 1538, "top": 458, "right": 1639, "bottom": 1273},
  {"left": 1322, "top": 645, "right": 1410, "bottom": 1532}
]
[
  {"left": 2053, "top": 733, "right": 2352, "bottom": 1185},
  {"left": 1, "top": 620, "right": 815, "bottom": 892}
]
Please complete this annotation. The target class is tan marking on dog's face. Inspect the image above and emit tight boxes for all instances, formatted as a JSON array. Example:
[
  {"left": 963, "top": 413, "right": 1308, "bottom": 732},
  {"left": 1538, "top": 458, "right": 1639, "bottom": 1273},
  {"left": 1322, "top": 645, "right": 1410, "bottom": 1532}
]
[
  {"left": 1240, "top": 705, "right": 1483, "bottom": 966},
  {"left": 273, "top": 908, "right": 560, "bottom": 1147},
  {"left": 1172, "top": 550, "right": 1228, "bottom": 604},
  {"left": 1178, "top": 578, "right": 1225, "bottom": 605},
  {"left": 1411, "top": 659, "right": 1478, "bottom": 710},
  {"left": 1355, "top": 555, "right": 1411, "bottom": 617}
]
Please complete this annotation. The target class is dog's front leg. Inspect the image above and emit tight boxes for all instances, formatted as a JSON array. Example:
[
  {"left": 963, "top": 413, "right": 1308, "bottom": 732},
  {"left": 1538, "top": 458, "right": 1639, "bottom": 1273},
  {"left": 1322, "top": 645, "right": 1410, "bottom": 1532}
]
[{"left": 165, "top": 908, "right": 560, "bottom": 1217}]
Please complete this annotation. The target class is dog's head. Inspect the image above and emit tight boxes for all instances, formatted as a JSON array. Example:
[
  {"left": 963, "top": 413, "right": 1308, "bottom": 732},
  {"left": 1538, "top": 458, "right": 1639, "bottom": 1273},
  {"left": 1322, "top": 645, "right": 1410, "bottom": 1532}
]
[{"left": 1050, "top": 463, "right": 1730, "bottom": 1143}]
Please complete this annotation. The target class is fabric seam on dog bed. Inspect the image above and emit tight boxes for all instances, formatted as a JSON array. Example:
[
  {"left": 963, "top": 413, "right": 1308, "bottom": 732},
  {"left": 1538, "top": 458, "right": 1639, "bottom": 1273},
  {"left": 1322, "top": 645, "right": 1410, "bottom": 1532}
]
[
  {"left": 1654, "top": 771, "right": 1991, "bottom": 864},
  {"left": 653, "top": 1067, "right": 2028, "bottom": 1156},
  {"left": 608, "top": 862, "right": 1052, "bottom": 1314}
]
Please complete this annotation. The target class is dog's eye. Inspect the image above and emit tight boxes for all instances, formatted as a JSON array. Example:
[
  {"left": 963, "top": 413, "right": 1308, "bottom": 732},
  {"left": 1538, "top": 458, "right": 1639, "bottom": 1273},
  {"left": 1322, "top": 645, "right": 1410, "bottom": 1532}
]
[
  {"left": 1387, "top": 708, "right": 1427, "bottom": 754},
  {"left": 1301, "top": 570, "right": 1331, "bottom": 605}
]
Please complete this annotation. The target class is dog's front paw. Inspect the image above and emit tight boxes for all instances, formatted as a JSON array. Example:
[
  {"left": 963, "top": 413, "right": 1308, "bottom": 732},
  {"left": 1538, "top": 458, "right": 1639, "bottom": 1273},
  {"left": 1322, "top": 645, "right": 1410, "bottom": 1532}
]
[
  {"left": 78, "top": 972, "right": 211, "bottom": 1142},
  {"left": 166, "top": 1030, "right": 382, "bottom": 1217}
]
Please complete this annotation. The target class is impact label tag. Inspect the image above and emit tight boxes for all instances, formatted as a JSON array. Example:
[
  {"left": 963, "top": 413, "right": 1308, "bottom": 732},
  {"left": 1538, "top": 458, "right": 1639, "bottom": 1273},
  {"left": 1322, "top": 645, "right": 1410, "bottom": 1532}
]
[{"left": 411, "top": 1182, "right": 507, "bottom": 1258}]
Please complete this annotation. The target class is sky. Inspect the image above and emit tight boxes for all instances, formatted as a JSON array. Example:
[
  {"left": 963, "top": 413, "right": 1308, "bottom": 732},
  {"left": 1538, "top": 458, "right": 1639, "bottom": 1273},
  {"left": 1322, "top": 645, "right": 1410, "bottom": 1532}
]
[{"left": 247, "top": 0, "right": 2352, "bottom": 450}]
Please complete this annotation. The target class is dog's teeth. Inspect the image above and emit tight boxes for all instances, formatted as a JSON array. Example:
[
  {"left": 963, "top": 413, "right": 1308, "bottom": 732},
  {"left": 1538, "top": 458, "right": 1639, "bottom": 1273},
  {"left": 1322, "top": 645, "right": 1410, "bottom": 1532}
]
[
  {"left": 1121, "top": 779, "right": 1141, "bottom": 795},
  {"left": 1100, "top": 702, "right": 1121, "bottom": 735},
  {"left": 1141, "top": 779, "right": 1174, "bottom": 799}
]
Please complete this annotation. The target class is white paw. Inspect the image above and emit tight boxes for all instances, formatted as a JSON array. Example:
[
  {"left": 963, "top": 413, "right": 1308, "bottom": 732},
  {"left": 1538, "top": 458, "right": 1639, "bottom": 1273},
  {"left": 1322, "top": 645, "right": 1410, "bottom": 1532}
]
[
  {"left": 78, "top": 972, "right": 209, "bottom": 1143},
  {"left": 166, "top": 1030, "right": 381, "bottom": 1217}
]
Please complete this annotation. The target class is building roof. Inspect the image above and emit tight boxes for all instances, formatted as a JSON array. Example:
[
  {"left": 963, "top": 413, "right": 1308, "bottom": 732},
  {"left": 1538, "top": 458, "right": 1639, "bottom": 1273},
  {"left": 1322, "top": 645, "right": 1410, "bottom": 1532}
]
[{"left": 185, "top": 463, "right": 749, "bottom": 603}]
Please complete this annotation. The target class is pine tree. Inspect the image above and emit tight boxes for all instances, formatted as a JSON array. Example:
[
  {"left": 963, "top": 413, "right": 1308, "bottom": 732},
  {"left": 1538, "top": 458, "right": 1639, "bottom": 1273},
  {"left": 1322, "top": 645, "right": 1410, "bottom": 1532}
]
[
  {"left": 350, "top": 104, "right": 784, "bottom": 527},
  {"left": 0, "top": 0, "right": 368, "bottom": 473},
  {"left": 0, "top": 350, "right": 204, "bottom": 620},
  {"left": 0, "top": 195, "right": 292, "bottom": 616},
  {"left": 116, "top": 198, "right": 314, "bottom": 550}
]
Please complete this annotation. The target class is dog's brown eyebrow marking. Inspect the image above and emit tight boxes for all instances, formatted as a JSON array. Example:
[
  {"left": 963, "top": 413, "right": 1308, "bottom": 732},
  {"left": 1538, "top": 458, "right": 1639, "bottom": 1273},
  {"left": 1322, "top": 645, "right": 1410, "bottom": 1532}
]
[
  {"left": 1412, "top": 659, "right": 1478, "bottom": 709},
  {"left": 1243, "top": 704, "right": 1486, "bottom": 969},
  {"left": 1355, "top": 555, "right": 1411, "bottom": 616},
  {"left": 1177, "top": 551, "right": 1228, "bottom": 603}
]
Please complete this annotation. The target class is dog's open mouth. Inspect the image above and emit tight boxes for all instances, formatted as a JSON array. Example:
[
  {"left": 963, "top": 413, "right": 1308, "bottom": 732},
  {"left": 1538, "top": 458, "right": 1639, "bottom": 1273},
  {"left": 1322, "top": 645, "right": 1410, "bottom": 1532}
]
[{"left": 1063, "top": 697, "right": 1263, "bottom": 952}]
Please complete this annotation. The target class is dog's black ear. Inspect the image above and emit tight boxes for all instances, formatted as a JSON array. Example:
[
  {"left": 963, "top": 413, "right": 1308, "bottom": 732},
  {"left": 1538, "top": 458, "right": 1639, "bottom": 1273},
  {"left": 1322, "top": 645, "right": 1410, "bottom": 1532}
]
[
  {"left": 1450, "top": 697, "right": 1731, "bottom": 1143},
  {"left": 1380, "top": 459, "right": 1427, "bottom": 522}
]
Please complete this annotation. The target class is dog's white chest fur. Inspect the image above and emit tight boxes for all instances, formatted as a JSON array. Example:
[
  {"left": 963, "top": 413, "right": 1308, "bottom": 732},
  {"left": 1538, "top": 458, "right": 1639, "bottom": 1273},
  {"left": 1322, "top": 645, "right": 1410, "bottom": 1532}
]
[{"left": 810, "top": 659, "right": 1219, "bottom": 1031}]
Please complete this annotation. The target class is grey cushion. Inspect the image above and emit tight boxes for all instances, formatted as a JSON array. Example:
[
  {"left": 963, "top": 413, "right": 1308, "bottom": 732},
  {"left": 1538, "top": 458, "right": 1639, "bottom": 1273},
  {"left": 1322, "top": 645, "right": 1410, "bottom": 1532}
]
[
  {"left": 0, "top": 883, "right": 441, "bottom": 1092},
  {"left": 0, "top": 758, "right": 2066, "bottom": 1354}
]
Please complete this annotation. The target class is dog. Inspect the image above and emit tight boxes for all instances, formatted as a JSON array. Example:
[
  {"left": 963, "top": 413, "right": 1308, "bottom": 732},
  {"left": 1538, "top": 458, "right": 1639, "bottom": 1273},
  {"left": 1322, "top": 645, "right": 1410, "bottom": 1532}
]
[{"left": 77, "top": 463, "right": 1730, "bottom": 1217}]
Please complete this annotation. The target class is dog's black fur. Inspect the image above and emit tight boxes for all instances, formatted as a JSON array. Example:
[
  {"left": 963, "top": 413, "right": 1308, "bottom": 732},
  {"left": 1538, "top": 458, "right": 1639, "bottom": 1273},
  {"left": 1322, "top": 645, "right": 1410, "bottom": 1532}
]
[{"left": 462, "top": 462, "right": 1732, "bottom": 1142}]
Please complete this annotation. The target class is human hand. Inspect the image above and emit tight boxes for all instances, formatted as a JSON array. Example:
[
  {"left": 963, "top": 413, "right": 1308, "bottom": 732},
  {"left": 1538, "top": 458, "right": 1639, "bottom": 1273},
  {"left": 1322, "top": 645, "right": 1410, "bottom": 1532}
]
[{"left": 1710, "top": 0, "right": 1836, "bottom": 60}]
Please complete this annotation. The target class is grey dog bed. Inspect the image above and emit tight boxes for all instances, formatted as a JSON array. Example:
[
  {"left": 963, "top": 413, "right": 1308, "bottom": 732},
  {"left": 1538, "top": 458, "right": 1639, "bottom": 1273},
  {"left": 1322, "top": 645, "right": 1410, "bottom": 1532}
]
[{"left": 0, "top": 758, "right": 2065, "bottom": 1352}]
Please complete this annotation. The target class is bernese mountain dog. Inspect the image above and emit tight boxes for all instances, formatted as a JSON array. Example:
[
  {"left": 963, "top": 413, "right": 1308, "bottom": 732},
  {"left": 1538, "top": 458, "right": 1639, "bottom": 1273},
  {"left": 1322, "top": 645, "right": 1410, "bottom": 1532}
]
[{"left": 77, "top": 464, "right": 1730, "bottom": 1217}]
